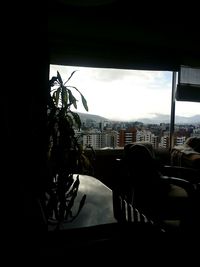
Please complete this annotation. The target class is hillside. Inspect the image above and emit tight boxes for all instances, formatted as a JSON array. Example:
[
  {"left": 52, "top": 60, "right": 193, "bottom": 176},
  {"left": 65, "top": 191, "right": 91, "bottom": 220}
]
[
  {"left": 78, "top": 112, "right": 200, "bottom": 124},
  {"left": 77, "top": 112, "right": 109, "bottom": 123}
]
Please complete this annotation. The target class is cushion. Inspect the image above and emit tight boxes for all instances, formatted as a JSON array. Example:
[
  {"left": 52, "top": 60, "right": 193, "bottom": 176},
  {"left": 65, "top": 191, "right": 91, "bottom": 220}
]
[{"left": 185, "top": 137, "right": 200, "bottom": 153}]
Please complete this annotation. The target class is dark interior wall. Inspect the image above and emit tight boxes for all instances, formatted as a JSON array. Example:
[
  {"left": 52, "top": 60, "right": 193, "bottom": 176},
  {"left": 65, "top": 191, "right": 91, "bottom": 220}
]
[
  {"left": 48, "top": 1, "right": 200, "bottom": 70},
  {"left": 2, "top": 5, "right": 51, "bottom": 257},
  {"left": 21, "top": 23, "right": 49, "bottom": 194},
  {"left": 8, "top": 5, "right": 51, "bottom": 245}
]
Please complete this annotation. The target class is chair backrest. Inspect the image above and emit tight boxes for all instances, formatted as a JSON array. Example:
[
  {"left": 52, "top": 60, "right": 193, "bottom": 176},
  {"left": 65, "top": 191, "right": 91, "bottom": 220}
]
[
  {"left": 123, "top": 143, "right": 172, "bottom": 218},
  {"left": 124, "top": 143, "right": 169, "bottom": 192}
]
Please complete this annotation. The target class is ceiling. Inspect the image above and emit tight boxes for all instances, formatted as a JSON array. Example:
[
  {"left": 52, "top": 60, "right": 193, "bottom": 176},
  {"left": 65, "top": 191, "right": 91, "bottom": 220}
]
[{"left": 48, "top": 0, "right": 200, "bottom": 71}]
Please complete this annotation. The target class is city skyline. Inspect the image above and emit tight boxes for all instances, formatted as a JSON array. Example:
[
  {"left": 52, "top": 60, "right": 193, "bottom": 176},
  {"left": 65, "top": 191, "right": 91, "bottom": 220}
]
[
  {"left": 50, "top": 64, "right": 200, "bottom": 122},
  {"left": 74, "top": 115, "right": 200, "bottom": 150}
]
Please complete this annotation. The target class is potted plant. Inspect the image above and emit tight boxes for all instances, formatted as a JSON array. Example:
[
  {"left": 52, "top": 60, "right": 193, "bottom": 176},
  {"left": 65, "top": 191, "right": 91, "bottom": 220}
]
[{"left": 45, "top": 70, "right": 92, "bottom": 226}]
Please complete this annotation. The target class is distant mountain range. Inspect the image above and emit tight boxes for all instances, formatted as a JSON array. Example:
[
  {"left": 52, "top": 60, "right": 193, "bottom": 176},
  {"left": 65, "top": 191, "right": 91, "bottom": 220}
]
[
  {"left": 78, "top": 112, "right": 200, "bottom": 124},
  {"left": 138, "top": 114, "right": 200, "bottom": 124},
  {"left": 78, "top": 112, "right": 109, "bottom": 123}
]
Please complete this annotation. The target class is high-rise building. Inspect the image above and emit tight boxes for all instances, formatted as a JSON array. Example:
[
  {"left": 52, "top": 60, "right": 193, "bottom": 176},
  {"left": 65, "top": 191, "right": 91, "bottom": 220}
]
[
  {"left": 117, "top": 127, "right": 137, "bottom": 147},
  {"left": 175, "top": 136, "right": 186, "bottom": 146},
  {"left": 83, "top": 132, "right": 105, "bottom": 149},
  {"left": 160, "top": 135, "right": 170, "bottom": 148},
  {"left": 151, "top": 135, "right": 159, "bottom": 149}
]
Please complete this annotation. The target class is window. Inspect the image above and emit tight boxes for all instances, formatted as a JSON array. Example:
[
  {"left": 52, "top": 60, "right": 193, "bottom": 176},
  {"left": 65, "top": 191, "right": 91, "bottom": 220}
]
[{"left": 50, "top": 64, "right": 199, "bottom": 150}]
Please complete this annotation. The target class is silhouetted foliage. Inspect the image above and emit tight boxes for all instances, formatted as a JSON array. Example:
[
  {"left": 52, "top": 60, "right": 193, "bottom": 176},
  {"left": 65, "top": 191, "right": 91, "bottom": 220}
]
[{"left": 46, "top": 71, "right": 91, "bottom": 225}]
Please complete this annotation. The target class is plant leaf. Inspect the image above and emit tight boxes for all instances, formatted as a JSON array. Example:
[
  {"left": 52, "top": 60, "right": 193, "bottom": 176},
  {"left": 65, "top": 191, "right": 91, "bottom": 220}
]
[
  {"left": 64, "top": 70, "right": 78, "bottom": 85},
  {"left": 81, "top": 94, "right": 88, "bottom": 112},
  {"left": 68, "top": 90, "right": 77, "bottom": 109},
  {"left": 66, "top": 114, "right": 74, "bottom": 127},
  {"left": 65, "top": 86, "right": 88, "bottom": 112},
  {"left": 57, "top": 71, "right": 63, "bottom": 85},
  {"left": 70, "top": 111, "right": 82, "bottom": 129},
  {"left": 61, "top": 85, "right": 68, "bottom": 107},
  {"left": 55, "top": 87, "right": 61, "bottom": 107}
]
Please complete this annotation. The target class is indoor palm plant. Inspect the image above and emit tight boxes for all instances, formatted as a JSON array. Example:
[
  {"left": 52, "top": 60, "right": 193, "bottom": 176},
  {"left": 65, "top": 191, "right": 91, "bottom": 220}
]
[{"left": 46, "top": 70, "right": 91, "bottom": 225}]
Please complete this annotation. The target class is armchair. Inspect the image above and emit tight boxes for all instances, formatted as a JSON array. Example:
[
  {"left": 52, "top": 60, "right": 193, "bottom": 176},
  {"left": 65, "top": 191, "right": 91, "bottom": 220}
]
[
  {"left": 114, "top": 143, "right": 197, "bottom": 233},
  {"left": 170, "top": 137, "right": 200, "bottom": 170}
]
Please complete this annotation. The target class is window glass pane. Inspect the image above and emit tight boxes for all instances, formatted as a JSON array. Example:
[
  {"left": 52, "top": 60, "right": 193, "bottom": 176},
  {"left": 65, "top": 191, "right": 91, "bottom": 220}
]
[
  {"left": 50, "top": 64, "right": 173, "bottom": 149},
  {"left": 174, "top": 101, "right": 200, "bottom": 145}
]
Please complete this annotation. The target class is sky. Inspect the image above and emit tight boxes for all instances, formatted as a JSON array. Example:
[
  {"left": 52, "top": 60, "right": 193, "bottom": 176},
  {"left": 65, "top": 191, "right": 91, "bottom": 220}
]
[{"left": 50, "top": 64, "right": 199, "bottom": 122}]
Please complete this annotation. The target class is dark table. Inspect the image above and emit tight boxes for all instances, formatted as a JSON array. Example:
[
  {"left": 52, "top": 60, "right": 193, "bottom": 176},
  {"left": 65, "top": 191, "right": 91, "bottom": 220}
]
[
  {"left": 47, "top": 174, "right": 156, "bottom": 232},
  {"left": 44, "top": 174, "right": 163, "bottom": 261},
  {"left": 48, "top": 174, "right": 118, "bottom": 231}
]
